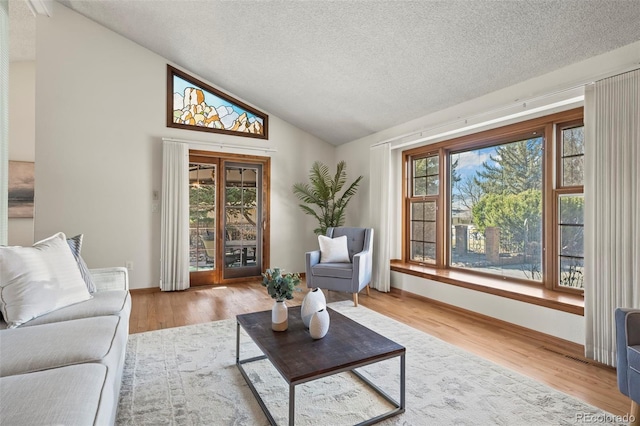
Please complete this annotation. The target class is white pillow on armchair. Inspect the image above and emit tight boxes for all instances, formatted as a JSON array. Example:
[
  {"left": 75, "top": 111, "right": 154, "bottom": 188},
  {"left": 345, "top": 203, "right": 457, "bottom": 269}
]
[{"left": 318, "top": 235, "right": 351, "bottom": 263}]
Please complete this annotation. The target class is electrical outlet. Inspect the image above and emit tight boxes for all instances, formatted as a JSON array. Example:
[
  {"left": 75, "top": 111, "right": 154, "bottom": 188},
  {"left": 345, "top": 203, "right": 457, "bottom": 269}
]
[{"left": 125, "top": 261, "right": 133, "bottom": 271}]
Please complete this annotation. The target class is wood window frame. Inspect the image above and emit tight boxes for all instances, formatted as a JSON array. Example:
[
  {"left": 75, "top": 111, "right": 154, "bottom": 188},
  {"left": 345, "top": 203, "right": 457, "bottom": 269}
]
[
  {"left": 402, "top": 107, "right": 584, "bottom": 293},
  {"left": 405, "top": 151, "right": 443, "bottom": 267},
  {"left": 551, "top": 119, "right": 585, "bottom": 294},
  {"left": 167, "top": 65, "right": 269, "bottom": 139}
]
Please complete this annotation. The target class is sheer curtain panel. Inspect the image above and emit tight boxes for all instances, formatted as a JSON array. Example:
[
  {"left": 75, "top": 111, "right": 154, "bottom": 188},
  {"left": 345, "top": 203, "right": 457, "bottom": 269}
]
[
  {"left": 160, "top": 141, "right": 190, "bottom": 291},
  {"left": 584, "top": 69, "right": 640, "bottom": 366},
  {"left": 369, "top": 143, "right": 391, "bottom": 292}
]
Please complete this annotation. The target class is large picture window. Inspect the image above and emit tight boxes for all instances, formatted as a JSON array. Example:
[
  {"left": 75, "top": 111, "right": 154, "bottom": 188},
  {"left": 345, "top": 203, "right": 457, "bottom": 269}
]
[
  {"left": 403, "top": 108, "right": 584, "bottom": 293},
  {"left": 450, "top": 136, "right": 543, "bottom": 281}
]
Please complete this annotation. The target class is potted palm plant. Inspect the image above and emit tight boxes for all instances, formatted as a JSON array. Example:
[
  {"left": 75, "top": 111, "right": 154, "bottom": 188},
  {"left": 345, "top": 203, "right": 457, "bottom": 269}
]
[
  {"left": 261, "top": 268, "right": 301, "bottom": 331},
  {"left": 292, "top": 161, "right": 363, "bottom": 235}
]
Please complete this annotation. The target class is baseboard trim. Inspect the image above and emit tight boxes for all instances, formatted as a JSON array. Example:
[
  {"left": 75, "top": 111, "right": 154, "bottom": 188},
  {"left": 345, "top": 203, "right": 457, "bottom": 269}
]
[{"left": 130, "top": 287, "right": 161, "bottom": 294}]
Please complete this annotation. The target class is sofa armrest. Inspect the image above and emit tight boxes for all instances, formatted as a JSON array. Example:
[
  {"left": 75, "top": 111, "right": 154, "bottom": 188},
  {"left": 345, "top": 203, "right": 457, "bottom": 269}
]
[{"left": 89, "top": 267, "right": 129, "bottom": 292}]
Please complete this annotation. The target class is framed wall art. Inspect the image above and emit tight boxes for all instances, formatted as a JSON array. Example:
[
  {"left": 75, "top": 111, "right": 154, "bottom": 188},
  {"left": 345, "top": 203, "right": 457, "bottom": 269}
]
[
  {"left": 167, "top": 65, "right": 268, "bottom": 139},
  {"left": 8, "top": 160, "right": 34, "bottom": 218}
]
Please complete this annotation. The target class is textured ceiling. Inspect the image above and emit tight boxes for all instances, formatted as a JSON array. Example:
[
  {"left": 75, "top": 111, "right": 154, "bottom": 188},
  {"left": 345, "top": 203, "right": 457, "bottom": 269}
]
[
  {"left": 8, "top": 0, "right": 34, "bottom": 62},
  {"left": 10, "top": 0, "right": 640, "bottom": 145}
]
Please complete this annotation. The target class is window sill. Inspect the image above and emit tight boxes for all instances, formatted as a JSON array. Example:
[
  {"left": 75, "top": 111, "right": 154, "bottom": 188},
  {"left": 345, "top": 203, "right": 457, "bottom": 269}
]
[{"left": 390, "top": 260, "right": 584, "bottom": 316}]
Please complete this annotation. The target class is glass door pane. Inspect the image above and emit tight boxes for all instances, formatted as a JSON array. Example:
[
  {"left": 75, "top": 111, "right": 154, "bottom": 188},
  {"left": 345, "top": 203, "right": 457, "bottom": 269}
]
[
  {"left": 224, "top": 163, "right": 261, "bottom": 279},
  {"left": 189, "top": 163, "right": 216, "bottom": 272}
]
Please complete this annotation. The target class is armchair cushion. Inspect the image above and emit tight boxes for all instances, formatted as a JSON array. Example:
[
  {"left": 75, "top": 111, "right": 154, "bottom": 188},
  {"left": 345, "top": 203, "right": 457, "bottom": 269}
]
[
  {"left": 312, "top": 263, "right": 354, "bottom": 279},
  {"left": 329, "top": 227, "right": 366, "bottom": 261},
  {"left": 318, "top": 235, "right": 350, "bottom": 263}
]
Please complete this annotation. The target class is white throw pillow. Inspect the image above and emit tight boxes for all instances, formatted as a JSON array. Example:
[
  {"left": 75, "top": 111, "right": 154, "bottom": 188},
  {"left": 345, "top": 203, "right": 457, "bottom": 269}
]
[
  {"left": 318, "top": 235, "right": 350, "bottom": 263},
  {"left": 0, "top": 232, "right": 92, "bottom": 328}
]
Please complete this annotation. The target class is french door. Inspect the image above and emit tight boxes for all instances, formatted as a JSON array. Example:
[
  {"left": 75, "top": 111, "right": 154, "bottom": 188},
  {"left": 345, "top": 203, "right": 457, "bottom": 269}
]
[{"left": 189, "top": 151, "right": 270, "bottom": 285}]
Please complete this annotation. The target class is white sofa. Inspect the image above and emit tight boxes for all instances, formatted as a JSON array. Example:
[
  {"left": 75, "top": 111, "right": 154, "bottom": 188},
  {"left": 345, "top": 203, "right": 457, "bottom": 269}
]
[{"left": 0, "top": 267, "right": 131, "bottom": 425}]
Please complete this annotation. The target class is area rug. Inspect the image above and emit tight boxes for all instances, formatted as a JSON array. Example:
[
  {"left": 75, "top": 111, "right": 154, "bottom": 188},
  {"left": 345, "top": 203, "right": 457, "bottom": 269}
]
[{"left": 116, "top": 301, "right": 619, "bottom": 425}]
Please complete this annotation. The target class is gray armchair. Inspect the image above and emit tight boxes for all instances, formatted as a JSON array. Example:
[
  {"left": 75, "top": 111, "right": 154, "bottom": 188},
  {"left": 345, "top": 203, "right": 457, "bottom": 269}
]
[
  {"left": 615, "top": 308, "right": 640, "bottom": 423},
  {"left": 305, "top": 227, "right": 373, "bottom": 307}
]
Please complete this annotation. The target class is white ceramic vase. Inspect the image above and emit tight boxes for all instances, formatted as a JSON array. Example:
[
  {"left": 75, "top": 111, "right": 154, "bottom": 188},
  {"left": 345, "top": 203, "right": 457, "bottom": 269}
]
[
  {"left": 301, "top": 288, "right": 326, "bottom": 328},
  {"left": 309, "top": 308, "right": 330, "bottom": 339},
  {"left": 272, "top": 300, "right": 288, "bottom": 331}
]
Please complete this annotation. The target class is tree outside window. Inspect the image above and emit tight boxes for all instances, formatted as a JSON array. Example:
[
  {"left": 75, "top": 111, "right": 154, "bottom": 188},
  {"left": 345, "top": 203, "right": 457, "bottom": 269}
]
[{"left": 450, "top": 137, "right": 543, "bottom": 281}]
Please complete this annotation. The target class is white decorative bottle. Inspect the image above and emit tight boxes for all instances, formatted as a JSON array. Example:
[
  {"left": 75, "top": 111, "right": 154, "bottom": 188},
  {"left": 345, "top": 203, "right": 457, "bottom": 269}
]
[
  {"left": 301, "top": 288, "right": 326, "bottom": 328},
  {"left": 272, "top": 300, "right": 288, "bottom": 331},
  {"left": 309, "top": 308, "right": 330, "bottom": 339}
]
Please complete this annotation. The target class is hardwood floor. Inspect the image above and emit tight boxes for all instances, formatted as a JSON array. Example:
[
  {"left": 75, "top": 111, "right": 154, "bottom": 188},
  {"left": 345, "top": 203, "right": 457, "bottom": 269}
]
[{"left": 129, "top": 280, "right": 630, "bottom": 418}]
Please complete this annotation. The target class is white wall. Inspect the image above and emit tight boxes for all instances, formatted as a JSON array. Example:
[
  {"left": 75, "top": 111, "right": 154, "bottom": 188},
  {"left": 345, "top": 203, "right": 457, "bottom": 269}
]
[
  {"left": 392, "top": 272, "right": 584, "bottom": 344},
  {"left": 35, "top": 2, "right": 333, "bottom": 289},
  {"left": 337, "top": 40, "right": 640, "bottom": 343},
  {"left": 8, "top": 61, "right": 35, "bottom": 246}
]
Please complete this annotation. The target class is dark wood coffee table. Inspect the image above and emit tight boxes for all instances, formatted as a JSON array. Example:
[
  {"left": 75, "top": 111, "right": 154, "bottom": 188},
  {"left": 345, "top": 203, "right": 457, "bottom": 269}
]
[{"left": 236, "top": 306, "right": 405, "bottom": 426}]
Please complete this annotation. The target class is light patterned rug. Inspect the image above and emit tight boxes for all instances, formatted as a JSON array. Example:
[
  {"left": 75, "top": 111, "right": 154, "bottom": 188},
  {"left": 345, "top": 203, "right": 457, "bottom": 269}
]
[{"left": 116, "top": 301, "right": 620, "bottom": 425}]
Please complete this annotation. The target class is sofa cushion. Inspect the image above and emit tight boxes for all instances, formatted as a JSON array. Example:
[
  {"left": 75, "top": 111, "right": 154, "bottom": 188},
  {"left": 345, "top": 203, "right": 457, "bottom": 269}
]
[
  {"left": 67, "top": 234, "right": 97, "bottom": 293},
  {"left": 312, "top": 262, "right": 354, "bottom": 279},
  {"left": 318, "top": 235, "right": 350, "bottom": 263},
  {"left": 0, "top": 364, "right": 106, "bottom": 426},
  {"left": 18, "top": 290, "right": 130, "bottom": 328},
  {"left": 0, "top": 232, "right": 92, "bottom": 328},
  {"left": 0, "top": 290, "right": 130, "bottom": 330},
  {"left": 0, "top": 315, "right": 125, "bottom": 377}
]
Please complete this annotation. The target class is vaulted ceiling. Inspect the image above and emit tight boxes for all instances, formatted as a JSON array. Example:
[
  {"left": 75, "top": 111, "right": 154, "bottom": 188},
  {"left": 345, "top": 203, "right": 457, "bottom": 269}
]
[{"left": 9, "top": 0, "right": 640, "bottom": 145}]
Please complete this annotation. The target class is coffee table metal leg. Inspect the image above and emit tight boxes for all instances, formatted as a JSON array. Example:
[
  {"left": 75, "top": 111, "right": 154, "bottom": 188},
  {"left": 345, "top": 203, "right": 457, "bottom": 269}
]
[
  {"left": 400, "top": 354, "right": 406, "bottom": 410},
  {"left": 236, "top": 321, "right": 277, "bottom": 425},
  {"left": 349, "top": 353, "right": 405, "bottom": 426},
  {"left": 289, "top": 384, "right": 295, "bottom": 426},
  {"left": 236, "top": 322, "right": 240, "bottom": 363}
]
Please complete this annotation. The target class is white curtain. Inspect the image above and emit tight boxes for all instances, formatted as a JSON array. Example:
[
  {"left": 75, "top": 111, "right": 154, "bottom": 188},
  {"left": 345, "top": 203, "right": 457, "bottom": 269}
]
[
  {"left": 0, "top": 0, "right": 8, "bottom": 245},
  {"left": 160, "top": 141, "right": 190, "bottom": 291},
  {"left": 584, "top": 69, "right": 640, "bottom": 366},
  {"left": 369, "top": 143, "right": 391, "bottom": 292}
]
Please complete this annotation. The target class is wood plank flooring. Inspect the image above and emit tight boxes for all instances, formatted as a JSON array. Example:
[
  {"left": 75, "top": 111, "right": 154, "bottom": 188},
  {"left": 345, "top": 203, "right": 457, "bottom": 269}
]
[{"left": 129, "top": 280, "right": 631, "bottom": 418}]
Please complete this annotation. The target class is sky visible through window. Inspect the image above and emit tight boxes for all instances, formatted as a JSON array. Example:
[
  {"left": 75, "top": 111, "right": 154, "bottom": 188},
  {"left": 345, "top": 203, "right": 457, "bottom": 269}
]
[{"left": 451, "top": 146, "right": 496, "bottom": 209}]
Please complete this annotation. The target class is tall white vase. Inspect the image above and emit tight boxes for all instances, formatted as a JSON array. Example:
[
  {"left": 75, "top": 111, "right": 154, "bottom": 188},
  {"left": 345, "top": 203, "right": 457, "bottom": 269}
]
[
  {"left": 309, "top": 308, "right": 330, "bottom": 339},
  {"left": 272, "top": 300, "right": 288, "bottom": 331},
  {"left": 301, "top": 288, "right": 326, "bottom": 328}
]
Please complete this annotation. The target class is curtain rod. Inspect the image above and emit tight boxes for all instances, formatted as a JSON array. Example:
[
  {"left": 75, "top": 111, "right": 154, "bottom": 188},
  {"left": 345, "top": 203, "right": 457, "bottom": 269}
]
[
  {"left": 371, "top": 62, "right": 640, "bottom": 149},
  {"left": 162, "top": 137, "right": 277, "bottom": 153}
]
